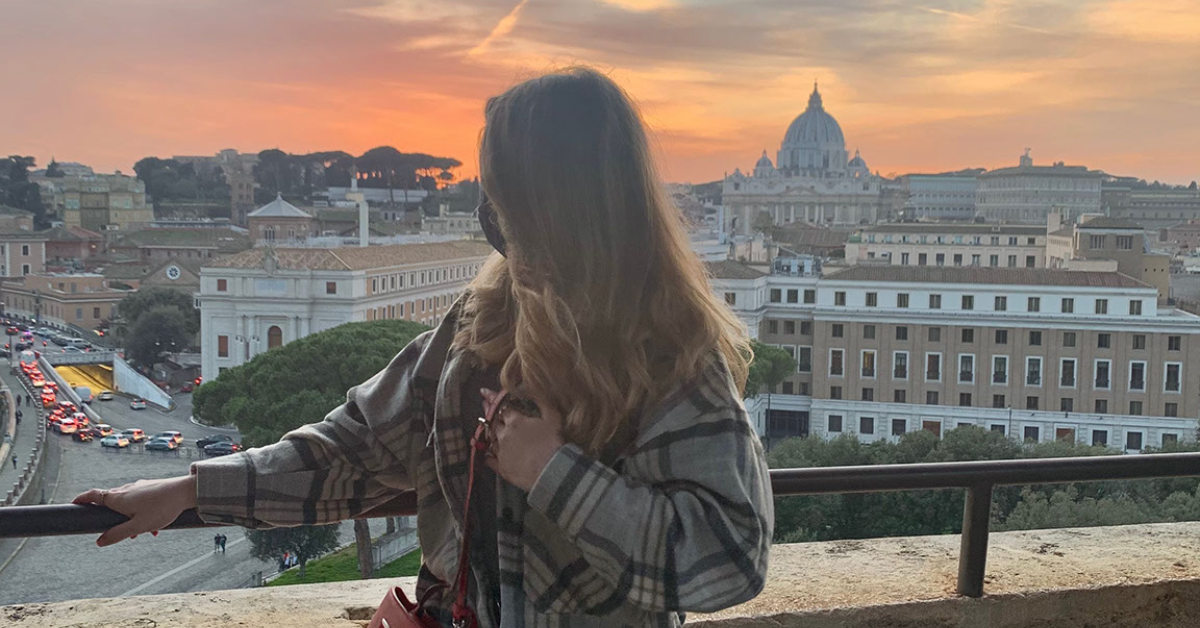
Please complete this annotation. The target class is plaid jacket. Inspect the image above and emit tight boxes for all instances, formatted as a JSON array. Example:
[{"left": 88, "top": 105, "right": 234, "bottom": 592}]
[{"left": 192, "top": 304, "right": 773, "bottom": 627}]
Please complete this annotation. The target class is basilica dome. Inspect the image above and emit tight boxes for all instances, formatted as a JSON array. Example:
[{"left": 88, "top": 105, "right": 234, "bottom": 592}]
[
  {"left": 775, "top": 83, "right": 850, "bottom": 177},
  {"left": 782, "top": 85, "right": 845, "bottom": 148}
]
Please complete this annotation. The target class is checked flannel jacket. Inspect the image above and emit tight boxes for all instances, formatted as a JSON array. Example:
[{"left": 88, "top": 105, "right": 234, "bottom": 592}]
[{"left": 191, "top": 300, "right": 773, "bottom": 627}]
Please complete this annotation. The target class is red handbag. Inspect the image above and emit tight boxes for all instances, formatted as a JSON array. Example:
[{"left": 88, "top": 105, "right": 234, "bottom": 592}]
[{"left": 368, "top": 392, "right": 508, "bottom": 628}]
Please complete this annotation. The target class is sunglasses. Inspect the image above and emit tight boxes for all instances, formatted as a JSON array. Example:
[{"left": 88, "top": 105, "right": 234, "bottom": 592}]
[{"left": 476, "top": 196, "right": 507, "bottom": 257}]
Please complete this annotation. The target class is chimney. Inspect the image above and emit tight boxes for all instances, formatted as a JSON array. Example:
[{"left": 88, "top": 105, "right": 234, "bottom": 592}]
[{"left": 359, "top": 198, "right": 369, "bottom": 247}]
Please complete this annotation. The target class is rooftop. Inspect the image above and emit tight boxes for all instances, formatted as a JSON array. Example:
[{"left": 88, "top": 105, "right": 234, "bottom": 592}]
[
  {"left": 825, "top": 265, "right": 1151, "bottom": 289},
  {"left": 206, "top": 240, "right": 495, "bottom": 272},
  {"left": 41, "top": 225, "right": 104, "bottom": 241},
  {"left": 707, "top": 259, "right": 767, "bottom": 280},
  {"left": 859, "top": 223, "right": 1046, "bottom": 235},
  {"left": 0, "top": 204, "right": 32, "bottom": 216},
  {"left": 770, "top": 225, "right": 849, "bottom": 250},
  {"left": 248, "top": 194, "right": 312, "bottom": 219},
  {"left": 112, "top": 228, "right": 251, "bottom": 252},
  {"left": 1078, "top": 216, "right": 1144, "bottom": 230}
]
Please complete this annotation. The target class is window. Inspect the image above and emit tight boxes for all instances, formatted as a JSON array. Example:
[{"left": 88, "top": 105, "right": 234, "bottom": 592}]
[
  {"left": 770, "top": 289, "right": 781, "bottom": 303},
  {"left": 767, "top": 320, "right": 778, "bottom": 334},
  {"left": 861, "top": 350, "right": 877, "bottom": 377},
  {"left": 217, "top": 335, "right": 229, "bottom": 358},
  {"left": 991, "top": 424, "right": 1007, "bottom": 435},
  {"left": 995, "top": 329, "right": 1008, "bottom": 345},
  {"left": 893, "top": 389, "right": 906, "bottom": 403},
  {"left": 994, "top": 296, "right": 1007, "bottom": 311},
  {"left": 897, "top": 293, "right": 909, "bottom": 308},
  {"left": 926, "top": 353, "right": 942, "bottom": 381},
  {"left": 1009, "top": 236, "right": 1018, "bottom": 246},
  {"left": 961, "top": 328, "right": 974, "bottom": 343},
  {"left": 929, "top": 294, "right": 942, "bottom": 309},
  {"left": 1060, "top": 359, "right": 1076, "bottom": 387},
  {"left": 786, "top": 289, "right": 798, "bottom": 303},
  {"left": 834, "top": 291, "right": 846, "bottom": 306},
  {"left": 1165, "top": 363, "right": 1182, "bottom": 393},
  {"left": 1094, "top": 399, "right": 1108, "bottom": 414},
  {"left": 75, "top": 308, "right": 82, "bottom": 321},
  {"left": 1163, "top": 433, "right": 1179, "bottom": 446},
  {"left": 1008, "top": 255, "right": 1017, "bottom": 267},
  {"left": 784, "top": 321, "right": 796, "bottom": 335},
  {"left": 1095, "top": 360, "right": 1111, "bottom": 389},
  {"left": 1089, "top": 234, "right": 1105, "bottom": 249},
  {"left": 1026, "top": 255, "right": 1036, "bottom": 268},
  {"left": 1028, "top": 296, "right": 1041, "bottom": 312},
  {"left": 992, "top": 394, "right": 1006, "bottom": 408},
  {"left": 832, "top": 324, "right": 844, "bottom": 338},
  {"left": 928, "top": 327, "right": 941, "bottom": 342},
  {"left": 781, "top": 381, "right": 794, "bottom": 395},
  {"left": 926, "top": 391, "right": 939, "bottom": 405},
  {"left": 1092, "top": 430, "right": 1108, "bottom": 446},
  {"left": 1133, "top": 334, "right": 1146, "bottom": 350},
  {"left": 859, "top": 417, "right": 875, "bottom": 435},
  {"left": 21, "top": 244, "right": 28, "bottom": 256},
  {"left": 804, "top": 289, "right": 816, "bottom": 304},
  {"left": 20, "top": 264, "right": 29, "bottom": 275},
  {"left": 830, "top": 386, "right": 843, "bottom": 400},
  {"left": 92, "top": 307, "right": 100, "bottom": 319},
  {"left": 800, "top": 321, "right": 812, "bottom": 335},
  {"left": 1063, "top": 332, "right": 1076, "bottom": 347},
  {"left": 1125, "top": 431, "right": 1143, "bottom": 451},
  {"left": 1024, "top": 425, "right": 1040, "bottom": 440},
  {"left": 993, "top": 356, "right": 1008, "bottom": 384},
  {"left": 972, "top": 254, "right": 981, "bottom": 266},
  {"left": 1060, "top": 397, "right": 1074, "bottom": 412},
  {"left": 724, "top": 292, "right": 736, "bottom": 306},
  {"left": 1130, "top": 361, "right": 1146, "bottom": 391},
  {"left": 953, "top": 253, "right": 963, "bottom": 266},
  {"left": 1116, "top": 235, "right": 1134, "bottom": 250},
  {"left": 1095, "top": 299, "right": 1108, "bottom": 315},
  {"left": 861, "top": 387, "right": 874, "bottom": 401},
  {"left": 936, "top": 253, "right": 945, "bottom": 266},
  {"left": 895, "top": 326, "right": 908, "bottom": 341},
  {"left": 828, "top": 415, "right": 843, "bottom": 433},
  {"left": 1168, "top": 335, "right": 1182, "bottom": 351},
  {"left": 891, "top": 418, "right": 907, "bottom": 436},
  {"left": 217, "top": 279, "right": 227, "bottom": 292},
  {"left": 1129, "top": 401, "right": 1143, "bottom": 416},
  {"left": 862, "top": 324, "right": 875, "bottom": 340},
  {"left": 1029, "top": 330, "right": 1042, "bottom": 346},
  {"left": 866, "top": 292, "right": 878, "bottom": 307},
  {"left": 1026, "top": 357, "right": 1042, "bottom": 386},
  {"left": 1061, "top": 298, "right": 1074, "bottom": 313},
  {"left": 893, "top": 351, "right": 909, "bottom": 379},
  {"left": 989, "top": 254, "right": 999, "bottom": 266},
  {"left": 1097, "top": 333, "right": 1111, "bottom": 349},
  {"left": 326, "top": 281, "right": 337, "bottom": 295},
  {"left": 961, "top": 295, "right": 974, "bottom": 310},
  {"left": 959, "top": 393, "right": 972, "bottom": 407},
  {"left": 797, "top": 347, "right": 812, "bottom": 371},
  {"left": 267, "top": 325, "right": 283, "bottom": 349},
  {"left": 829, "top": 349, "right": 844, "bottom": 376},
  {"left": 1129, "top": 300, "right": 1142, "bottom": 316},
  {"left": 1166, "top": 402, "right": 1179, "bottom": 417},
  {"left": 919, "top": 253, "right": 928, "bottom": 265},
  {"left": 959, "top": 355, "right": 975, "bottom": 382}
]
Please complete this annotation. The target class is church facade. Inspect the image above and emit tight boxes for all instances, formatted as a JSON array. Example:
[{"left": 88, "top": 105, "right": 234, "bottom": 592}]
[{"left": 722, "top": 84, "right": 885, "bottom": 236}]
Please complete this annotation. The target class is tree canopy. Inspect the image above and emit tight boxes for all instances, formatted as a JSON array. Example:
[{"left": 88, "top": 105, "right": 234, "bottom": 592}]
[
  {"left": 745, "top": 340, "right": 796, "bottom": 399},
  {"left": 44, "top": 160, "right": 65, "bottom": 178},
  {"left": 193, "top": 319, "right": 429, "bottom": 446},
  {"left": 250, "top": 147, "right": 463, "bottom": 206},
  {"left": 133, "top": 157, "right": 230, "bottom": 208},
  {"left": 0, "top": 155, "right": 47, "bottom": 228},
  {"left": 245, "top": 523, "right": 340, "bottom": 578},
  {"left": 117, "top": 288, "right": 201, "bottom": 366}
]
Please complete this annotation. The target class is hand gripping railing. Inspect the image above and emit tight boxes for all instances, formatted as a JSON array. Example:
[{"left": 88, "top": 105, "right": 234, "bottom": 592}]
[{"left": 2, "top": 453, "right": 1199, "bottom": 598}]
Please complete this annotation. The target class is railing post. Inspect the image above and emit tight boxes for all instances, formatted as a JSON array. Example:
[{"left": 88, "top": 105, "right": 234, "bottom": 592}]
[{"left": 957, "top": 482, "right": 993, "bottom": 597}]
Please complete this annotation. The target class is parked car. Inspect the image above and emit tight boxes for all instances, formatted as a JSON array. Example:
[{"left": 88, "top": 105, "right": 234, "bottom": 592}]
[
  {"left": 153, "top": 431, "right": 184, "bottom": 445},
  {"left": 51, "top": 334, "right": 72, "bottom": 346},
  {"left": 146, "top": 437, "right": 178, "bottom": 451},
  {"left": 180, "top": 382, "right": 194, "bottom": 393},
  {"left": 98, "top": 390, "right": 114, "bottom": 401},
  {"left": 100, "top": 435, "right": 130, "bottom": 448},
  {"left": 93, "top": 423, "right": 114, "bottom": 437},
  {"left": 129, "top": 398, "right": 147, "bottom": 410},
  {"left": 196, "top": 434, "right": 234, "bottom": 449},
  {"left": 203, "top": 442, "right": 241, "bottom": 457},
  {"left": 120, "top": 428, "right": 146, "bottom": 443},
  {"left": 73, "top": 429, "right": 94, "bottom": 442}
]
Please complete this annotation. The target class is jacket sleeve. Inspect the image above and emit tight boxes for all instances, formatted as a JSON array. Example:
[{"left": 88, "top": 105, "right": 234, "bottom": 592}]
[
  {"left": 190, "top": 330, "right": 435, "bottom": 528},
  {"left": 525, "top": 363, "right": 774, "bottom": 613}
]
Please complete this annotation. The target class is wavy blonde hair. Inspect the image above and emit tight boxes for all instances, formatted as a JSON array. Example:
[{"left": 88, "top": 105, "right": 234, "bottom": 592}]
[{"left": 454, "top": 67, "right": 750, "bottom": 457}]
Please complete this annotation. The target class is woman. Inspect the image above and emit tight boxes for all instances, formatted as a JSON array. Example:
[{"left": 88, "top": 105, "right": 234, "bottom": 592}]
[{"left": 74, "top": 67, "right": 773, "bottom": 627}]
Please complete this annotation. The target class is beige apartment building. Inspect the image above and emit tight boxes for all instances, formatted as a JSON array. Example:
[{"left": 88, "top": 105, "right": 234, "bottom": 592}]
[
  {"left": 1046, "top": 215, "right": 1170, "bottom": 299},
  {"left": 37, "top": 173, "right": 154, "bottom": 231},
  {"left": 845, "top": 223, "right": 1047, "bottom": 268},
  {"left": 0, "top": 272, "right": 128, "bottom": 329},
  {"left": 711, "top": 263, "right": 1200, "bottom": 452},
  {"left": 0, "top": 232, "right": 48, "bottom": 277}
]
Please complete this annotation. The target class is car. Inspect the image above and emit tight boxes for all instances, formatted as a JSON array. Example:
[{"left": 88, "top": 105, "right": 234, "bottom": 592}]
[
  {"left": 55, "top": 418, "right": 78, "bottom": 434},
  {"left": 61, "top": 346, "right": 83, "bottom": 354},
  {"left": 68, "top": 338, "right": 91, "bottom": 350},
  {"left": 120, "top": 428, "right": 146, "bottom": 443},
  {"left": 93, "top": 423, "right": 114, "bottom": 437},
  {"left": 153, "top": 431, "right": 183, "bottom": 445},
  {"left": 203, "top": 442, "right": 241, "bottom": 457},
  {"left": 30, "top": 377, "right": 45, "bottom": 388},
  {"left": 146, "top": 437, "right": 178, "bottom": 451},
  {"left": 73, "top": 429, "right": 94, "bottom": 442},
  {"left": 196, "top": 434, "right": 233, "bottom": 449},
  {"left": 129, "top": 398, "right": 147, "bottom": 410},
  {"left": 14, "top": 341, "right": 32, "bottom": 351},
  {"left": 71, "top": 412, "right": 90, "bottom": 428},
  {"left": 180, "top": 382, "right": 194, "bottom": 393},
  {"left": 41, "top": 394, "right": 56, "bottom": 408},
  {"left": 98, "top": 390, "right": 114, "bottom": 401},
  {"left": 35, "top": 327, "right": 52, "bottom": 338},
  {"left": 5, "top": 326, "right": 16, "bottom": 335},
  {"left": 51, "top": 335, "right": 71, "bottom": 346},
  {"left": 100, "top": 435, "right": 130, "bottom": 448}
]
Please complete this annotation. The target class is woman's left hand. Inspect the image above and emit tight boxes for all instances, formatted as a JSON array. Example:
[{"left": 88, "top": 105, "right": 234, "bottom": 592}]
[{"left": 480, "top": 388, "right": 565, "bottom": 492}]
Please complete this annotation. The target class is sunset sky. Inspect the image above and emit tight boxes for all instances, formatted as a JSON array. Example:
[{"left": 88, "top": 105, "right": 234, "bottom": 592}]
[{"left": 4, "top": 0, "right": 1198, "bottom": 184}]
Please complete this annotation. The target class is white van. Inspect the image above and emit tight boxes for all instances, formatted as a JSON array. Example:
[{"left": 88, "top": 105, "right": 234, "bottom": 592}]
[{"left": 75, "top": 386, "right": 93, "bottom": 404}]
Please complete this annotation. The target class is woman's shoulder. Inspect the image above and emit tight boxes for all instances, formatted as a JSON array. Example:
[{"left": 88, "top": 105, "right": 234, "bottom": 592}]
[{"left": 631, "top": 351, "right": 751, "bottom": 447}]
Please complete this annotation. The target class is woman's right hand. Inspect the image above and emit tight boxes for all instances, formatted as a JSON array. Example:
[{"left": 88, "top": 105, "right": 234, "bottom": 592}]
[{"left": 72, "top": 475, "right": 198, "bottom": 547}]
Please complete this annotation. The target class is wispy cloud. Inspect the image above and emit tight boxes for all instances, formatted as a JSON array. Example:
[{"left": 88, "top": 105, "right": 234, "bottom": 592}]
[{"left": 468, "top": 0, "right": 531, "bottom": 57}]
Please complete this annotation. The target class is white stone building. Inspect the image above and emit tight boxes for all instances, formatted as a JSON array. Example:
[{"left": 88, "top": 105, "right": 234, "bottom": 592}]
[
  {"left": 897, "top": 172, "right": 980, "bottom": 221},
  {"left": 976, "top": 151, "right": 1103, "bottom": 223},
  {"left": 844, "top": 223, "right": 1047, "bottom": 268}
]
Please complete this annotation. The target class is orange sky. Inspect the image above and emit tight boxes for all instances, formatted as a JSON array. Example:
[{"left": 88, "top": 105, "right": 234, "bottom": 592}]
[{"left": 3, "top": 0, "right": 1198, "bottom": 185}]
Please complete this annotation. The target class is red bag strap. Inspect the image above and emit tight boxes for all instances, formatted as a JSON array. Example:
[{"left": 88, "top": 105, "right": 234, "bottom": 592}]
[{"left": 450, "top": 389, "right": 508, "bottom": 628}]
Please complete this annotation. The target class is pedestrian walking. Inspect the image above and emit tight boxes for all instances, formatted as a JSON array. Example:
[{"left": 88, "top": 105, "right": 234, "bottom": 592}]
[
  {"left": 15, "top": 409, "right": 22, "bottom": 425},
  {"left": 219, "top": 534, "right": 227, "bottom": 553},
  {"left": 11, "top": 454, "right": 17, "bottom": 469},
  {"left": 15, "top": 395, "right": 21, "bottom": 408},
  {"left": 213, "top": 533, "right": 221, "bottom": 552}
]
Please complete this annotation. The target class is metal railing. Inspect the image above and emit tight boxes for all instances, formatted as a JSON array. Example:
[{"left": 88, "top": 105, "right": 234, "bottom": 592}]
[{"left": 1, "top": 453, "right": 1199, "bottom": 598}]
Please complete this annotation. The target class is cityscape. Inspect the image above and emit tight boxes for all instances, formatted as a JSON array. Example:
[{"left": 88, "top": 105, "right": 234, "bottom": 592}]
[{"left": 2, "top": 0, "right": 1200, "bottom": 627}]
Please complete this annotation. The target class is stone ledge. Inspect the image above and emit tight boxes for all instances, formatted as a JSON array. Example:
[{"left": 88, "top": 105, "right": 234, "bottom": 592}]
[{"left": 4, "top": 522, "right": 1199, "bottom": 628}]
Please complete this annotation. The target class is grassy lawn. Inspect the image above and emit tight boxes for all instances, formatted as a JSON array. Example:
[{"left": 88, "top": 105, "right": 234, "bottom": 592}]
[{"left": 268, "top": 545, "right": 421, "bottom": 586}]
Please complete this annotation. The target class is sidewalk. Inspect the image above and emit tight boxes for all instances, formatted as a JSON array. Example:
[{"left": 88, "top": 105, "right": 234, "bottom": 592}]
[{"left": 0, "top": 367, "right": 40, "bottom": 497}]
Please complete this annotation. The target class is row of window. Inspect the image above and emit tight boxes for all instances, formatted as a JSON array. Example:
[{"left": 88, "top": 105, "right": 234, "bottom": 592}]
[
  {"left": 1085, "top": 234, "right": 1136, "bottom": 250},
  {"left": 867, "top": 251, "right": 1037, "bottom": 268},
  {"left": 825, "top": 387, "right": 1182, "bottom": 417},
  {"left": 827, "top": 349, "right": 1184, "bottom": 393},
  {"left": 866, "top": 234, "right": 1038, "bottom": 246},
  {"left": 835, "top": 292, "right": 1141, "bottom": 315},
  {"left": 370, "top": 263, "right": 481, "bottom": 295},
  {"left": 824, "top": 415, "right": 1174, "bottom": 450},
  {"left": 819, "top": 324, "right": 1180, "bottom": 351},
  {"left": 365, "top": 293, "right": 456, "bottom": 322}
]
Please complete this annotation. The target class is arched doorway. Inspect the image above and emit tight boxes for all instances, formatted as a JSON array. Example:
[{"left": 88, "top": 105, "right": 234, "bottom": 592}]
[{"left": 267, "top": 325, "right": 283, "bottom": 349}]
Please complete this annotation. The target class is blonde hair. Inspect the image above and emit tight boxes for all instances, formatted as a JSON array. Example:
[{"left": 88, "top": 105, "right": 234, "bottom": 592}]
[{"left": 455, "top": 67, "right": 749, "bottom": 457}]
